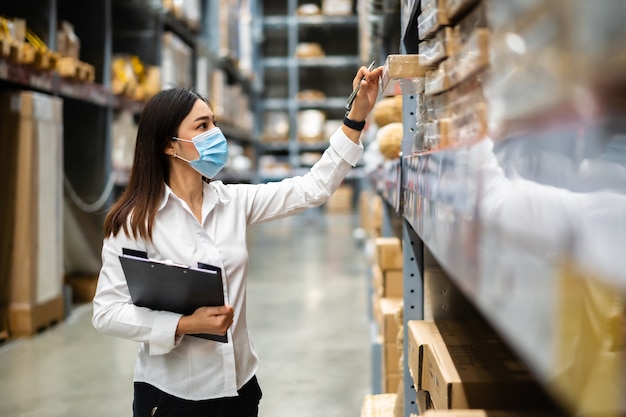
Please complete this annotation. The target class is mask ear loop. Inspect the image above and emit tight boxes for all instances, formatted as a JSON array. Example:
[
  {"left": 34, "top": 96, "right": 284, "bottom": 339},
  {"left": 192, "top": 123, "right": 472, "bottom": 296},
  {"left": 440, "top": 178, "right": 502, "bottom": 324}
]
[
  {"left": 170, "top": 137, "right": 192, "bottom": 163},
  {"left": 172, "top": 152, "right": 192, "bottom": 164}
]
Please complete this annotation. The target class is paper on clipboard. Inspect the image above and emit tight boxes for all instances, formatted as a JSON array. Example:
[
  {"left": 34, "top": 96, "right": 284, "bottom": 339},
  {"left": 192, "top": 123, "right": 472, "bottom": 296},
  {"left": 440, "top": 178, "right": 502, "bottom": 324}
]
[{"left": 119, "top": 250, "right": 228, "bottom": 343}]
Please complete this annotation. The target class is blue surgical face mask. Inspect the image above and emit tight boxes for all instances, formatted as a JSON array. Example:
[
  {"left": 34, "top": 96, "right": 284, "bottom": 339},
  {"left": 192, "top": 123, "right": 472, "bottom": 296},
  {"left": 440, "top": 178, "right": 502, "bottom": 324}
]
[{"left": 172, "top": 127, "right": 228, "bottom": 179}]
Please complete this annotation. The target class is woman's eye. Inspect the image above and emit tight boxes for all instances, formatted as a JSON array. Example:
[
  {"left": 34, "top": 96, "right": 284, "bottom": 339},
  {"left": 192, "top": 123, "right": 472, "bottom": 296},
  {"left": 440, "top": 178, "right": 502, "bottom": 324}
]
[{"left": 198, "top": 122, "right": 208, "bottom": 129}]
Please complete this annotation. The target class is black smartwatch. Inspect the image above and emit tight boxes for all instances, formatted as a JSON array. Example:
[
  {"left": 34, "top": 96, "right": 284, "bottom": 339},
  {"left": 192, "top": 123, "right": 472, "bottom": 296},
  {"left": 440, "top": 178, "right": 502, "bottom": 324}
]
[{"left": 343, "top": 112, "right": 366, "bottom": 131}]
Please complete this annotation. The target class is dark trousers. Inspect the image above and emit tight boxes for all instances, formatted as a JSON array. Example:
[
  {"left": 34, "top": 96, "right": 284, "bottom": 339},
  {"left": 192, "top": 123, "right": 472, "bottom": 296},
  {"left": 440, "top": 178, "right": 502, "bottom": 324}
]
[{"left": 133, "top": 376, "right": 262, "bottom": 417}]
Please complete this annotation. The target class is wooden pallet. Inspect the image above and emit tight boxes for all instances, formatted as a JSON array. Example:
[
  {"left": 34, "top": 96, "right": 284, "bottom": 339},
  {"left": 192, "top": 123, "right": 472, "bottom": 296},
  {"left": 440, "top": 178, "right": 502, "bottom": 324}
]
[{"left": 9, "top": 293, "right": 65, "bottom": 338}]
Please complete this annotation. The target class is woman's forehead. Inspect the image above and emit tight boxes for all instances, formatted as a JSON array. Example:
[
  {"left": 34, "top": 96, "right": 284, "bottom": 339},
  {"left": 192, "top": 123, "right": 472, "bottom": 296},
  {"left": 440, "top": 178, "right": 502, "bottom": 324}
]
[{"left": 186, "top": 99, "right": 213, "bottom": 120}]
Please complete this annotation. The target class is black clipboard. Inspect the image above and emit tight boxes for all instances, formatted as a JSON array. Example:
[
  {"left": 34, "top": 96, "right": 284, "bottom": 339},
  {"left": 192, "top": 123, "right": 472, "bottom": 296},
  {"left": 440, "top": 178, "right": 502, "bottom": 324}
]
[{"left": 119, "top": 249, "right": 227, "bottom": 343}]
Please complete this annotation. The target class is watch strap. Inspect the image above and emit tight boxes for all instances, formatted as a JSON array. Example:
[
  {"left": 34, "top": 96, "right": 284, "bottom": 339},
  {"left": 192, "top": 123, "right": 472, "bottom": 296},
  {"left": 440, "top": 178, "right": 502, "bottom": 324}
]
[{"left": 343, "top": 113, "right": 366, "bottom": 131}]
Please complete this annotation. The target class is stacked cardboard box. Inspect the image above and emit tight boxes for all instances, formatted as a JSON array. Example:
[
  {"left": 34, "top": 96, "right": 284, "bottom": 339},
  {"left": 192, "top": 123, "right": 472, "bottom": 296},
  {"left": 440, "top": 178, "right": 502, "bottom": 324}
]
[
  {"left": 422, "top": 410, "right": 562, "bottom": 417},
  {"left": 0, "top": 91, "right": 64, "bottom": 338},
  {"left": 372, "top": 238, "right": 403, "bottom": 298},
  {"left": 372, "top": 236, "right": 404, "bottom": 393},
  {"left": 411, "top": 0, "right": 489, "bottom": 151},
  {"left": 161, "top": 31, "right": 193, "bottom": 88},
  {"left": 326, "top": 184, "right": 353, "bottom": 213},
  {"left": 406, "top": 320, "right": 554, "bottom": 412},
  {"left": 361, "top": 393, "right": 397, "bottom": 417},
  {"left": 56, "top": 20, "right": 95, "bottom": 82},
  {"left": 359, "top": 191, "right": 383, "bottom": 239}
]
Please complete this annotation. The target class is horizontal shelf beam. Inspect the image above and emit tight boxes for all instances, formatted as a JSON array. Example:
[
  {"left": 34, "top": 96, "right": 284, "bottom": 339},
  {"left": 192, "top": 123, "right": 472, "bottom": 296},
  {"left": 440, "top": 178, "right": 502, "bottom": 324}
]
[{"left": 263, "top": 56, "right": 362, "bottom": 69}]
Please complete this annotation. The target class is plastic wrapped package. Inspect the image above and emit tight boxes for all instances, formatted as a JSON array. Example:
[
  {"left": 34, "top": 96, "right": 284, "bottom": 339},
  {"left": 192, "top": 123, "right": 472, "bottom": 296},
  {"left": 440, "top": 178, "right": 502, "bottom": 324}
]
[
  {"left": 486, "top": 0, "right": 545, "bottom": 30},
  {"left": 161, "top": 31, "right": 193, "bottom": 88},
  {"left": 300, "top": 152, "right": 323, "bottom": 166},
  {"left": 297, "top": 3, "right": 321, "bottom": 15},
  {"left": 423, "top": 118, "right": 452, "bottom": 150},
  {"left": 297, "top": 110, "right": 326, "bottom": 142},
  {"left": 322, "top": 0, "right": 353, "bottom": 16},
  {"left": 420, "top": 0, "right": 438, "bottom": 13},
  {"left": 486, "top": 46, "right": 572, "bottom": 128},
  {"left": 445, "top": 0, "right": 480, "bottom": 22},
  {"left": 485, "top": 6, "right": 572, "bottom": 126},
  {"left": 418, "top": 27, "right": 459, "bottom": 68},
  {"left": 486, "top": 0, "right": 626, "bottom": 129},
  {"left": 258, "top": 155, "right": 290, "bottom": 177},
  {"left": 417, "top": 5, "right": 450, "bottom": 40},
  {"left": 424, "top": 91, "right": 451, "bottom": 122},
  {"left": 262, "top": 111, "right": 289, "bottom": 142},
  {"left": 296, "top": 42, "right": 325, "bottom": 58},
  {"left": 453, "top": 27, "right": 490, "bottom": 84},
  {"left": 297, "top": 89, "right": 326, "bottom": 101},
  {"left": 425, "top": 59, "right": 454, "bottom": 95},
  {"left": 416, "top": 92, "right": 428, "bottom": 125},
  {"left": 112, "top": 111, "right": 138, "bottom": 177},
  {"left": 454, "top": 1, "right": 488, "bottom": 45},
  {"left": 452, "top": 100, "right": 487, "bottom": 146},
  {"left": 423, "top": 121, "right": 438, "bottom": 150},
  {"left": 323, "top": 119, "right": 343, "bottom": 139},
  {"left": 381, "top": 54, "right": 426, "bottom": 96},
  {"left": 412, "top": 93, "right": 429, "bottom": 152}
]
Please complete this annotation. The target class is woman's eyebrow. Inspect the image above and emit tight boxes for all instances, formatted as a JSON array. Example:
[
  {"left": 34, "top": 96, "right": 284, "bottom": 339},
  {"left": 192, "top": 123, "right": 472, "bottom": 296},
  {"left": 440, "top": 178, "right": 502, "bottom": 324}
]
[{"left": 193, "top": 115, "right": 212, "bottom": 122}]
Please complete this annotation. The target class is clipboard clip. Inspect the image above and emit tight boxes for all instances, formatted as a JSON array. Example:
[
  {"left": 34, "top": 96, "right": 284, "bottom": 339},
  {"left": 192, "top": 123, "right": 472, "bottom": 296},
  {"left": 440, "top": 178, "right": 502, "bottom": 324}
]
[{"left": 159, "top": 259, "right": 190, "bottom": 269}]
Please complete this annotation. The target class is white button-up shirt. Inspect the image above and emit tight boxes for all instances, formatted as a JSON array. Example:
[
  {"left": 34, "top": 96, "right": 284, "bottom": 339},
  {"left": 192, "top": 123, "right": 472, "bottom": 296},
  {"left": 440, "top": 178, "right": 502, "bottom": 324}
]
[{"left": 92, "top": 128, "right": 363, "bottom": 400}]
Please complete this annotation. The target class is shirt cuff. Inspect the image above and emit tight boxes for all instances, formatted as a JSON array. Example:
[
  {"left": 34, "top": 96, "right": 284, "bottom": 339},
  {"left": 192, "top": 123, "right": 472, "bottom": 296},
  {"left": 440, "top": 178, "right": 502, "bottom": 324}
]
[
  {"left": 149, "top": 311, "right": 183, "bottom": 355},
  {"left": 329, "top": 127, "right": 364, "bottom": 167}
]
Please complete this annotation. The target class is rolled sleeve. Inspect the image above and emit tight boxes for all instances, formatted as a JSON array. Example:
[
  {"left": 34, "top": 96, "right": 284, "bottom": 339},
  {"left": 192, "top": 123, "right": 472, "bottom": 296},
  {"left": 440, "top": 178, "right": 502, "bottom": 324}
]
[
  {"left": 329, "top": 128, "right": 364, "bottom": 167},
  {"left": 149, "top": 311, "right": 184, "bottom": 355}
]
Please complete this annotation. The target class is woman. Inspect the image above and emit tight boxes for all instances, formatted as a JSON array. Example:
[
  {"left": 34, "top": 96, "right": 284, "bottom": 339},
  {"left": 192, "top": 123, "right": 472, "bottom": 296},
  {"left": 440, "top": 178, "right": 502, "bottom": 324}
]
[{"left": 92, "top": 64, "right": 383, "bottom": 417}]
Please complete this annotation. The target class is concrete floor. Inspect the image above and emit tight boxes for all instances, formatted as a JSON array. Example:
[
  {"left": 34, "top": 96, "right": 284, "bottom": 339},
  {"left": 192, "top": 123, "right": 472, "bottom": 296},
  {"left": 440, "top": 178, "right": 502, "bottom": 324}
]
[{"left": 0, "top": 211, "right": 372, "bottom": 417}]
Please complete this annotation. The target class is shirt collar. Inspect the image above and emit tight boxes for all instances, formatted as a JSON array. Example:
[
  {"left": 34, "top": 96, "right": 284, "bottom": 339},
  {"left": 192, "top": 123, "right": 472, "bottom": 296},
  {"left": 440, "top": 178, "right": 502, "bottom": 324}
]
[{"left": 158, "top": 181, "right": 230, "bottom": 212}]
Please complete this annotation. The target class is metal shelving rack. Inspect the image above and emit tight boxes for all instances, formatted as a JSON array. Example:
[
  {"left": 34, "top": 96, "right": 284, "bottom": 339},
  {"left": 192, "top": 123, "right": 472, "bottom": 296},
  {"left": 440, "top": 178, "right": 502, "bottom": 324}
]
[
  {"left": 372, "top": 1, "right": 626, "bottom": 417},
  {"left": 0, "top": 0, "right": 259, "bottom": 276},
  {"left": 257, "top": 0, "right": 362, "bottom": 180}
]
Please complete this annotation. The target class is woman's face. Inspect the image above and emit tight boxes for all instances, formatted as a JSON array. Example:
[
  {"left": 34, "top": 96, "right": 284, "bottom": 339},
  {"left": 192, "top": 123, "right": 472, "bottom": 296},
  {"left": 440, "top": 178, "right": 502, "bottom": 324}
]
[{"left": 173, "top": 99, "right": 216, "bottom": 160}]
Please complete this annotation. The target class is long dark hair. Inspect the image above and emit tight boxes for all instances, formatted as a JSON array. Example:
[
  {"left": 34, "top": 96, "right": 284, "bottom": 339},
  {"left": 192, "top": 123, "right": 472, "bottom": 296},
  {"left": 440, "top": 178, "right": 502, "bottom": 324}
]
[{"left": 103, "top": 87, "right": 208, "bottom": 241}]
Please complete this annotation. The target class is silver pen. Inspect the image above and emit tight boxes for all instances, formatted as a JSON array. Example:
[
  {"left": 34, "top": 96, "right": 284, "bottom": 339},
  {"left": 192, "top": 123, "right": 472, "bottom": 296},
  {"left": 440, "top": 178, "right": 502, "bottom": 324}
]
[{"left": 345, "top": 60, "right": 376, "bottom": 111}]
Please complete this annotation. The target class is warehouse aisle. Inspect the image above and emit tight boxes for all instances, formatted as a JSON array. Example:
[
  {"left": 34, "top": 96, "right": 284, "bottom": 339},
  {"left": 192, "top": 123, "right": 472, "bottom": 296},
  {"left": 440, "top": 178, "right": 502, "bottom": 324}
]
[{"left": 0, "top": 211, "right": 371, "bottom": 417}]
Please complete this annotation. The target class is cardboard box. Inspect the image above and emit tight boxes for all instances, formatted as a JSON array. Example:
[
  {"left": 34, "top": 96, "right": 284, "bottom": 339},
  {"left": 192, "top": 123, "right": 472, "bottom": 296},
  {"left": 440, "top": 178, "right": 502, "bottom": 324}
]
[
  {"left": 422, "top": 411, "right": 563, "bottom": 417},
  {"left": 372, "top": 263, "right": 403, "bottom": 297},
  {"left": 376, "top": 297, "right": 403, "bottom": 342},
  {"left": 375, "top": 237, "right": 403, "bottom": 270},
  {"left": 361, "top": 393, "right": 397, "bottom": 417},
  {"left": 383, "top": 373, "right": 402, "bottom": 394},
  {"left": 361, "top": 192, "right": 383, "bottom": 237},
  {"left": 407, "top": 320, "right": 442, "bottom": 388},
  {"left": 326, "top": 184, "right": 353, "bottom": 213},
  {"left": 0, "top": 91, "right": 64, "bottom": 337},
  {"left": 322, "top": 0, "right": 353, "bottom": 16},
  {"left": 383, "top": 342, "right": 402, "bottom": 375},
  {"left": 407, "top": 320, "right": 554, "bottom": 410},
  {"left": 417, "top": 390, "right": 433, "bottom": 413}
]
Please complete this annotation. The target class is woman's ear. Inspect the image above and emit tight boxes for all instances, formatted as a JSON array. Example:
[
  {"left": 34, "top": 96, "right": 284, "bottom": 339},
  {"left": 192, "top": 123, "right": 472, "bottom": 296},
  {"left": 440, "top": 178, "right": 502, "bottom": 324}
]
[{"left": 164, "top": 140, "right": 176, "bottom": 156}]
